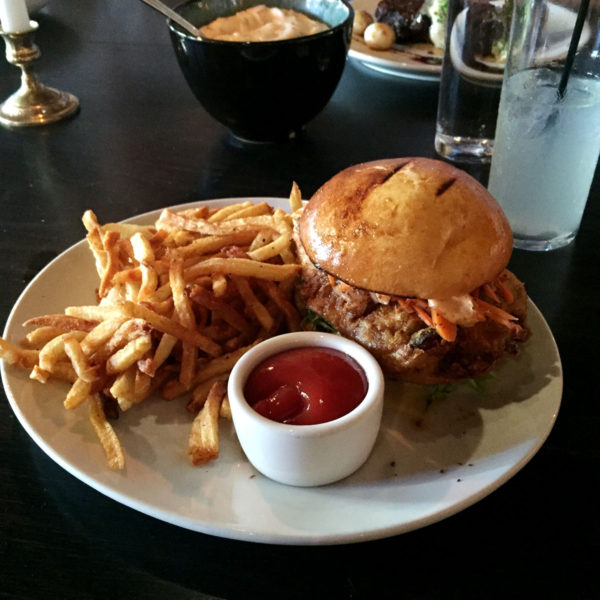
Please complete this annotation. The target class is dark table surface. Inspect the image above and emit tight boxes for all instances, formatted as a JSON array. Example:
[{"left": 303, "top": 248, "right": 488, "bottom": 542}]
[{"left": 1, "top": 1, "right": 598, "bottom": 599}]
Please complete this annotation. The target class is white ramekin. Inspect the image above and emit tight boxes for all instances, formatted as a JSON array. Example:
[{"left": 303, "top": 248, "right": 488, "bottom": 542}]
[{"left": 228, "top": 331, "right": 385, "bottom": 487}]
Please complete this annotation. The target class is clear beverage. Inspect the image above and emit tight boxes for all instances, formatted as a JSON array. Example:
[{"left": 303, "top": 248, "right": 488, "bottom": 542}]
[
  {"left": 434, "top": 0, "right": 508, "bottom": 163},
  {"left": 488, "top": 68, "right": 600, "bottom": 251},
  {"left": 435, "top": 66, "right": 502, "bottom": 162}
]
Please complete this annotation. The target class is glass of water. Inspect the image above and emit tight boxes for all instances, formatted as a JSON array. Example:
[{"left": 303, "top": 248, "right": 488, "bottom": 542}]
[
  {"left": 488, "top": 0, "right": 600, "bottom": 251},
  {"left": 434, "top": 0, "right": 511, "bottom": 163}
]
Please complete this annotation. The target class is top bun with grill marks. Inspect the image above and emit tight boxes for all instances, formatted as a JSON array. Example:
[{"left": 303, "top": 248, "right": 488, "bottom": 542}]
[{"left": 298, "top": 157, "right": 513, "bottom": 299}]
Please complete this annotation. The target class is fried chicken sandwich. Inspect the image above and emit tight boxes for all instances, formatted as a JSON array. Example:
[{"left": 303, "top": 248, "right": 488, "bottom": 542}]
[{"left": 294, "top": 157, "right": 530, "bottom": 384}]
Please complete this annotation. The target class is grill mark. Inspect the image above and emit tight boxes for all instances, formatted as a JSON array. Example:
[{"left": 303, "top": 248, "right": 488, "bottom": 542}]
[
  {"left": 351, "top": 160, "right": 413, "bottom": 214},
  {"left": 340, "top": 161, "right": 412, "bottom": 223},
  {"left": 380, "top": 160, "right": 412, "bottom": 185},
  {"left": 340, "top": 160, "right": 414, "bottom": 222},
  {"left": 436, "top": 178, "right": 456, "bottom": 196}
]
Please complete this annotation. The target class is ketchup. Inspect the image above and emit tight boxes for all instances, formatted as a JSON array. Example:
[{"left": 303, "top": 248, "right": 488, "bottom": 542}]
[{"left": 243, "top": 346, "right": 368, "bottom": 425}]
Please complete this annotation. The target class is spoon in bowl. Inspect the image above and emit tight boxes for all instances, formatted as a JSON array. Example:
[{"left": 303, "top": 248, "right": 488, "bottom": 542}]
[{"left": 138, "top": 0, "right": 205, "bottom": 38}]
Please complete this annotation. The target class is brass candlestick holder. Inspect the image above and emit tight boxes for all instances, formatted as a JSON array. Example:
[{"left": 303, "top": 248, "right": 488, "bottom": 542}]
[{"left": 0, "top": 21, "right": 79, "bottom": 128}]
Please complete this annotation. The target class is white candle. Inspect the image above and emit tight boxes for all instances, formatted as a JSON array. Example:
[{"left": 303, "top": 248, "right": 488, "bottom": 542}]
[{"left": 0, "top": 0, "right": 31, "bottom": 34}]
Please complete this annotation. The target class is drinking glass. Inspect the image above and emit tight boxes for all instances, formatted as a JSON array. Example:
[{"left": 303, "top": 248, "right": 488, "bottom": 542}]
[
  {"left": 434, "top": 0, "right": 511, "bottom": 163},
  {"left": 488, "top": 0, "right": 600, "bottom": 251}
]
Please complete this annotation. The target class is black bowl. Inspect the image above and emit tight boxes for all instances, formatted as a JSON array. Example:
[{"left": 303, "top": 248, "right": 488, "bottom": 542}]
[{"left": 168, "top": 0, "right": 353, "bottom": 142}]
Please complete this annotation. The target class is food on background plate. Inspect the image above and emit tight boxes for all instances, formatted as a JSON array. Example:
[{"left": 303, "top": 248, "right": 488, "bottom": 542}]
[
  {"left": 419, "top": 0, "right": 448, "bottom": 48},
  {"left": 200, "top": 4, "right": 329, "bottom": 42},
  {"left": 358, "top": 0, "right": 509, "bottom": 59},
  {"left": 374, "top": 0, "right": 448, "bottom": 49},
  {"left": 294, "top": 157, "right": 531, "bottom": 384},
  {"left": 355, "top": 0, "right": 448, "bottom": 50},
  {"left": 0, "top": 197, "right": 302, "bottom": 470},
  {"left": 363, "top": 21, "right": 397, "bottom": 50},
  {"left": 375, "top": 0, "right": 433, "bottom": 44}
]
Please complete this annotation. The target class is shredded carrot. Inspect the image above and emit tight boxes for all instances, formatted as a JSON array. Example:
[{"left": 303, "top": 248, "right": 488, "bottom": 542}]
[
  {"left": 475, "top": 299, "right": 518, "bottom": 323},
  {"left": 335, "top": 282, "right": 353, "bottom": 293},
  {"left": 395, "top": 298, "right": 412, "bottom": 312},
  {"left": 431, "top": 307, "right": 457, "bottom": 342},
  {"left": 414, "top": 305, "right": 434, "bottom": 327},
  {"left": 392, "top": 281, "right": 520, "bottom": 343},
  {"left": 327, "top": 274, "right": 336, "bottom": 287},
  {"left": 495, "top": 275, "right": 514, "bottom": 303},
  {"left": 479, "top": 303, "right": 523, "bottom": 333},
  {"left": 483, "top": 283, "right": 501, "bottom": 304}
]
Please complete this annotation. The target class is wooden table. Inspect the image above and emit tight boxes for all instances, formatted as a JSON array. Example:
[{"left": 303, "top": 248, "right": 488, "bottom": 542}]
[{"left": 1, "top": 1, "right": 598, "bottom": 598}]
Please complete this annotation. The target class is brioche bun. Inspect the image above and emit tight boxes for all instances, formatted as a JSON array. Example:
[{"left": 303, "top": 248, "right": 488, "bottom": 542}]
[{"left": 298, "top": 157, "right": 513, "bottom": 299}]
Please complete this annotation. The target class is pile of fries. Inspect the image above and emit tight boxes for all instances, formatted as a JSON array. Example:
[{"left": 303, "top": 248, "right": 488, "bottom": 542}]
[{"left": 0, "top": 188, "right": 304, "bottom": 469}]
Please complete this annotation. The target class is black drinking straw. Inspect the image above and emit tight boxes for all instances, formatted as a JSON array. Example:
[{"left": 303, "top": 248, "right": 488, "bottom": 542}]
[{"left": 557, "top": 0, "right": 591, "bottom": 99}]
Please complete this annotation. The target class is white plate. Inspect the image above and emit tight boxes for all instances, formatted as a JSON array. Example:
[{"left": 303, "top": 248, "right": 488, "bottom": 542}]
[
  {"left": 348, "top": 0, "right": 443, "bottom": 81},
  {"left": 1, "top": 198, "right": 562, "bottom": 545}
]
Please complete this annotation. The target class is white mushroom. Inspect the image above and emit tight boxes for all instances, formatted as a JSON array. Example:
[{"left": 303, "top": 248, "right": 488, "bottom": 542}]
[{"left": 363, "top": 22, "right": 395, "bottom": 51}]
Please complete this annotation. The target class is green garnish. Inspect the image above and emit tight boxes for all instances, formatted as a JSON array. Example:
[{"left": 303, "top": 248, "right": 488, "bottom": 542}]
[
  {"left": 434, "top": 0, "right": 448, "bottom": 21},
  {"left": 301, "top": 310, "right": 338, "bottom": 333},
  {"left": 427, "top": 373, "right": 497, "bottom": 404},
  {"left": 469, "top": 372, "right": 498, "bottom": 393},
  {"left": 428, "top": 383, "right": 457, "bottom": 405}
]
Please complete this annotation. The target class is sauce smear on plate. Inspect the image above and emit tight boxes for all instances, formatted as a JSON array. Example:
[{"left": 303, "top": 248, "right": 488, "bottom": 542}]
[{"left": 244, "top": 347, "right": 368, "bottom": 425}]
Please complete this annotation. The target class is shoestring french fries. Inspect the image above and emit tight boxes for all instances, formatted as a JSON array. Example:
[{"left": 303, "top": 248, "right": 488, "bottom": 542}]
[{"left": 0, "top": 193, "right": 304, "bottom": 470}]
